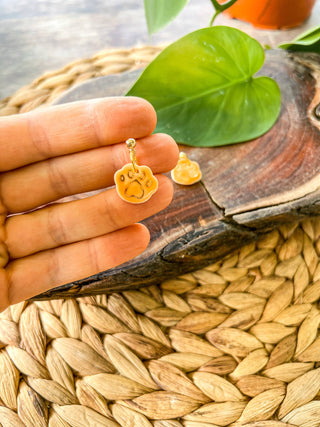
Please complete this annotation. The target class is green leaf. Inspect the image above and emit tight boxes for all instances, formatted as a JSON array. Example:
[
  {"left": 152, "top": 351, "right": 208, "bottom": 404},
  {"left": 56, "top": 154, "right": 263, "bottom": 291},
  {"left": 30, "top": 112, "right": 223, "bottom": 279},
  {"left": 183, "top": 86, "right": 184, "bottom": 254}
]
[
  {"left": 279, "top": 25, "right": 320, "bottom": 54},
  {"left": 127, "top": 26, "right": 281, "bottom": 147},
  {"left": 144, "top": 0, "right": 190, "bottom": 35}
]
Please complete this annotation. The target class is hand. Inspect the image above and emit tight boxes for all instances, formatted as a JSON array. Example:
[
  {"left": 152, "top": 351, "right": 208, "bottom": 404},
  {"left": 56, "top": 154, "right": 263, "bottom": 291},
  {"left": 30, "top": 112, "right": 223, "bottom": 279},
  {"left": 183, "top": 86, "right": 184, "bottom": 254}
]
[{"left": 0, "top": 97, "right": 179, "bottom": 311}]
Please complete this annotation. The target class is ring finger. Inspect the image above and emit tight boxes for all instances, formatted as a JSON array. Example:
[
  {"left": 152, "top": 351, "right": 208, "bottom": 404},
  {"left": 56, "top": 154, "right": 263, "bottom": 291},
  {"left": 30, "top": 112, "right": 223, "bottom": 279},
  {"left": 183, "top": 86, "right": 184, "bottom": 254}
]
[{"left": 5, "top": 175, "right": 173, "bottom": 259}]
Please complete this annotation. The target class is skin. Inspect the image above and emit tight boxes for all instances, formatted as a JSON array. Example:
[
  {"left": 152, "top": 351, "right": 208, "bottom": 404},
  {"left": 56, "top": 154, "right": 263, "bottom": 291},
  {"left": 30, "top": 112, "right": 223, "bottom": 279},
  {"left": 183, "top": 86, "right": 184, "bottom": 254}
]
[{"left": 0, "top": 97, "right": 179, "bottom": 312}]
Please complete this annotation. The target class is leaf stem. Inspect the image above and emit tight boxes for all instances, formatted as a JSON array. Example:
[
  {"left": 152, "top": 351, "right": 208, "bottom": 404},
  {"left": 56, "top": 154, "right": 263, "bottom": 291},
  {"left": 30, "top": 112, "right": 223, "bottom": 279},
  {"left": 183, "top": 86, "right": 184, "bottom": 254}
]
[
  {"left": 210, "top": 0, "right": 238, "bottom": 13},
  {"left": 209, "top": 0, "right": 238, "bottom": 25},
  {"left": 210, "top": 10, "right": 220, "bottom": 26}
]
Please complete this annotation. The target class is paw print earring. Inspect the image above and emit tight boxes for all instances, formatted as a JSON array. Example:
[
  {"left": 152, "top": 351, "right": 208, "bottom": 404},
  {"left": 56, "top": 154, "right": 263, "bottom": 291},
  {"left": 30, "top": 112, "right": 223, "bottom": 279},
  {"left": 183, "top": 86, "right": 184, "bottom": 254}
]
[
  {"left": 114, "top": 138, "right": 158, "bottom": 204},
  {"left": 171, "top": 152, "right": 202, "bottom": 185}
]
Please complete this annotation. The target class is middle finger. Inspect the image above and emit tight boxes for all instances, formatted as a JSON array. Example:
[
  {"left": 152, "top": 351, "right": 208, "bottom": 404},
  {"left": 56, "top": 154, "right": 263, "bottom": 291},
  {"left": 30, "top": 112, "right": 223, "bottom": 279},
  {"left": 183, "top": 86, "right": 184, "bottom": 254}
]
[{"left": 1, "top": 133, "right": 178, "bottom": 214}]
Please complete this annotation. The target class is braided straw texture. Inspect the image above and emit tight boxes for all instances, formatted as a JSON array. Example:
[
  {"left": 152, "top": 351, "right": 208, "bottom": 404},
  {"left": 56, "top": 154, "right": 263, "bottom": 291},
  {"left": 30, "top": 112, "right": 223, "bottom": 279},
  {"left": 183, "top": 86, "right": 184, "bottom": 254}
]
[
  {"left": 1, "top": 220, "right": 320, "bottom": 426},
  {"left": 1, "top": 46, "right": 320, "bottom": 426},
  {"left": 0, "top": 46, "right": 163, "bottom": 116}
]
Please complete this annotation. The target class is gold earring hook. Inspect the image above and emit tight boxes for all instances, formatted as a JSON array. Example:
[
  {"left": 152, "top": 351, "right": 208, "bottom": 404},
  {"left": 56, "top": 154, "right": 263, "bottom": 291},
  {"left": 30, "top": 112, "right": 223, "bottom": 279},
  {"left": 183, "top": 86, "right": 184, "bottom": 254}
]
[{"left": 126, "top": 138, "right": 138, "bottom": 173}]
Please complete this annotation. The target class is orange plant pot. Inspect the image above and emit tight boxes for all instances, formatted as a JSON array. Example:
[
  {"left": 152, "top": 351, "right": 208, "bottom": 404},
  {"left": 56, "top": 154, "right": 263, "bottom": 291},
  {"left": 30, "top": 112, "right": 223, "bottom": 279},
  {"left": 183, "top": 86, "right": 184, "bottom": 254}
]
[{"left": 223, "top": 0, "right": 317, "bottom": 29}]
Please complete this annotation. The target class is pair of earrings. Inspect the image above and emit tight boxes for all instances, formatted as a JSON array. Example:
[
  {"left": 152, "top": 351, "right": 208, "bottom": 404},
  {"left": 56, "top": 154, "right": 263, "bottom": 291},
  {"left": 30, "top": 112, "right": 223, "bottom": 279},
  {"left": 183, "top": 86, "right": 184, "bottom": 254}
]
[{"left": 114, "top": 138, "right": 202, "bottom": 204}]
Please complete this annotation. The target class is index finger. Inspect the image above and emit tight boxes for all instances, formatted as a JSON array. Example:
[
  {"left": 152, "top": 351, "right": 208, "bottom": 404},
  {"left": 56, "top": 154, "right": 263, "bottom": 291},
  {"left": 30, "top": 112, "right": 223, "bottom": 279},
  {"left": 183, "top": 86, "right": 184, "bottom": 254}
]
[{"left": 0, "top": 97, "right": 157, "bottom": 172}]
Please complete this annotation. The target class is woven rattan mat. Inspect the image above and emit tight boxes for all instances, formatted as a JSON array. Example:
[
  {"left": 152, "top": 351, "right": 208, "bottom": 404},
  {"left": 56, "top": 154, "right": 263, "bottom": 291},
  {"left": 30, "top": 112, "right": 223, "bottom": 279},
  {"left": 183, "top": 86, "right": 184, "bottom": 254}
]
[
  {"left": 0, "top": 46, "right": 162, "bottom": 116},
  {"left": 1, "top": 46, "right": 320, "bottom": 427}
]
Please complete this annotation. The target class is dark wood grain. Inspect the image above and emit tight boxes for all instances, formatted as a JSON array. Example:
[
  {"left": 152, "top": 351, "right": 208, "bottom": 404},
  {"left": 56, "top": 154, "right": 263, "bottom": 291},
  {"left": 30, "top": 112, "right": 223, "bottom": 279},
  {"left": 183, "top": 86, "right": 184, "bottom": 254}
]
[
  {"left": 183, "top": 50, "right": 320, "bottom": 217},
  {"left": 3, "top": 0, "right": 320, "bottom": 300},
  {"left": 33, "top": 49, "right": 320, "bottom": 300}
]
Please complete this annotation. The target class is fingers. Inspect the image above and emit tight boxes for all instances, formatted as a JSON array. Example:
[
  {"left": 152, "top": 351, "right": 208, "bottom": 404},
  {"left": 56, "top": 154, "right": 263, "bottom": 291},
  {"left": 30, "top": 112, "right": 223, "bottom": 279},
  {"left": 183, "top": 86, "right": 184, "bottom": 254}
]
[
  {"left": 1, "top": 133, "right": 179, "bottom": 213},
  {"left": 6, "top": 224, "right": 150, "bottom": 306},
  {"left": 0, "top": 97, "right": 179, "bottom": 311},
  {"left": 5, "top": 175, "right": 173, "bottom": 258},
  {"left": 0, "top": 97, "right": 157, "bottom": 172}
]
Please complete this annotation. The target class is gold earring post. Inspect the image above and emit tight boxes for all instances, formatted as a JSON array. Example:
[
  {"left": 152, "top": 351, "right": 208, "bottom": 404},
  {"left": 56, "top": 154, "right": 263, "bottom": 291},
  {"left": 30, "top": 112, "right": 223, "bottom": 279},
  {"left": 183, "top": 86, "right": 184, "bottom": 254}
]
[{"left": 126, "top": 138, "right": 138, "bottom": 173}]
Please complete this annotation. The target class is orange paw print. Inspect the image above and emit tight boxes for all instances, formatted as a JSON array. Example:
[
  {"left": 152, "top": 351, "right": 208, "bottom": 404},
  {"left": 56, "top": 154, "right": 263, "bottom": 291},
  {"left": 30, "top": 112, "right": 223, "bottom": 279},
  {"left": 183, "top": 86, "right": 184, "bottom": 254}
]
[
  {"left": 171, "top": 152, "right": 202, "bottom": 185},
  {"left": 114, "top": 164, "right": 158, "bottom": 204}
]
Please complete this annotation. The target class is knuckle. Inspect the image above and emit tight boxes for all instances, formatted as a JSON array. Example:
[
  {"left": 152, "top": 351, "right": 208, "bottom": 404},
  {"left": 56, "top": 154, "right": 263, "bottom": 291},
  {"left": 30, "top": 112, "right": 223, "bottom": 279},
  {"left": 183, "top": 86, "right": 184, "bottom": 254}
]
[
  {"left": 101, "top": 194, "right": 122, "bottom": 230},
  {"left": 47, "top": 249, "right": 61, "bottom": 286},
  {"left": 47, "top": 207, "right": 69, "bottom": 246},
  {"left": 27, "top": 114, "right": 53, "bottom": 158},
  {"left": 86, "top": 239, "right": 101, "bottom": 273},
  {"left": 47, "top": 159, "right": 71, "bottom": 199}
]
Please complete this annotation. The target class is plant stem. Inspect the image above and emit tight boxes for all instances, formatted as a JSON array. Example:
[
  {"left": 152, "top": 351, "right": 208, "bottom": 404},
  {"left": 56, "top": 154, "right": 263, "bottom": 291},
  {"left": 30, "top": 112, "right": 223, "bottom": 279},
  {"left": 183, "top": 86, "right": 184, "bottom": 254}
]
[
  {"left": 210, "top": 10, "right": 220, "bottom": 26},
  {"left": 210, "top": 0, "right": 238, "bottom": 13},
  {"left": 209, "top": 0, "right": 238, "bottom": 25}
]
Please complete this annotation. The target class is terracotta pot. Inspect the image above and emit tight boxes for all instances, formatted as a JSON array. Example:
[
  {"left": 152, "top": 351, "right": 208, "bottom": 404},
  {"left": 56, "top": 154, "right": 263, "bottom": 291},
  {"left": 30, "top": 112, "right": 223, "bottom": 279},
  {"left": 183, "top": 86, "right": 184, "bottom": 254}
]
[{"left": 222, "top": 0, "right": 317, "bottom": 29}]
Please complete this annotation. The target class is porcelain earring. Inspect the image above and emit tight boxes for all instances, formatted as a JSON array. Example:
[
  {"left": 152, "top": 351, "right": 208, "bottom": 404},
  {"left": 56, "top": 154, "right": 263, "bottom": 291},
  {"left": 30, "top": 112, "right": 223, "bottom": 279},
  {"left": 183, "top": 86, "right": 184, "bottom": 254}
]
[
  {"left": 114, "top": 138, "right": 158, "bottom": 204},
  {"left": 171, "top": 152, "right": 202, "bottom": 185}
]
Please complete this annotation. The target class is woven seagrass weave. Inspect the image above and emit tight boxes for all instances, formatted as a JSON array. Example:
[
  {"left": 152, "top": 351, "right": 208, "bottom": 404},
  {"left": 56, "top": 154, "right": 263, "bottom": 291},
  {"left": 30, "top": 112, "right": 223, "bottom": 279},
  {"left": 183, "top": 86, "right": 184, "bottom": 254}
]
[
  {"left": 1, "top": 46, "right": 320, "bottom": 427},
  {"left": 0, "top": 46, "right": 162, "bottom": 117}
]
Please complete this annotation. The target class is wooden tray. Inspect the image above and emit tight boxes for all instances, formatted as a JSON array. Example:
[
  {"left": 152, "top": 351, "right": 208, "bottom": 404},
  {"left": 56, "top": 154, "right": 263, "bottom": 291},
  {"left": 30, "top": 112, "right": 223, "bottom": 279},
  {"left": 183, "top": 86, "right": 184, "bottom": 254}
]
[{"left": 34, "top": 49, "right": 320, "bottom": 300}]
